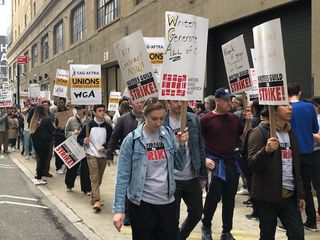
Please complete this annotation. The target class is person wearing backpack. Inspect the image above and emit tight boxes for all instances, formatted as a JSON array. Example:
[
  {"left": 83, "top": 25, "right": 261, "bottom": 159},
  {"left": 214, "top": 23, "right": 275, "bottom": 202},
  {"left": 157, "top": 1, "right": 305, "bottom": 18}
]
[
  {"left": 248, "top": 105, "right": 305, "bottom": 240},
  {"left": 112, "top": 98, "right": 188, "bottom": 240}
]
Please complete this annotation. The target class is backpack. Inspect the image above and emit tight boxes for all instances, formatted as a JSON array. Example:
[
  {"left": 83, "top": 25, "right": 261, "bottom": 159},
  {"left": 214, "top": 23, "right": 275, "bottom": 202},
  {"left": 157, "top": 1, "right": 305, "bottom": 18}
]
[{"left": 239, "top": 125, "right": 269, "bottom": 178}]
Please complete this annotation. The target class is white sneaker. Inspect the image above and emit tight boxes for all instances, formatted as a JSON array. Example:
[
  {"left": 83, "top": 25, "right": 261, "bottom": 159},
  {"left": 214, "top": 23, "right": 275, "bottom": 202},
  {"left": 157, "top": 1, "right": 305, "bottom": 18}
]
[
  {"left": 33, "top": 179, "right": 47, "bottom": 185},
  {"left": 237, "top": 187, "right": 249, "bottom": 195},
  {"left": 57, "top": 169, "right": 64, "bottom": 175},
  {"left": 41, "top": 176, "right": 47, "bottom": 182}
]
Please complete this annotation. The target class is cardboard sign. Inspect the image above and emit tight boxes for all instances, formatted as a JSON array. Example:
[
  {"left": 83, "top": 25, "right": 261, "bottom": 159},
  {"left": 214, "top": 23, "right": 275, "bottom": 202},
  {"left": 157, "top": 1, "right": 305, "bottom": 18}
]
[
  {"left": 70, "top": 64, "right": 102, "bottom": 105},
  {"left": 0, "top": 89, "right": 13, "bottom": 107},
  {"left": 40, "top": 91, "right": 51, "bottom": 100},
  {"left": 144, "top": 37, "right": 165, "bottom": 84},
  {"left": 253, "top": 18, "right": 288, "bottom": 105},
  {"left": 108, "top": 91, "right": 121, "bottom": 111},
  {"left": 159, "top": 12, "right": 208, "bottom": 101},
  {"left": 54, "top": 136, "right": 86, "bottom": 169},
  {"left": 114, "top": 30, "right": 158, "bottom": 103},
  {"left": 28, "top": 83, "right": 40, "bottom": 105},
  {"left": 55, "top": 109, "right": 74, "bottom": 130},
  {"left": 53, "top": 69, "right": 69, "bottom": 98},
  {"left": 222, "top": 35, "right": 252, "bottom": 94}
]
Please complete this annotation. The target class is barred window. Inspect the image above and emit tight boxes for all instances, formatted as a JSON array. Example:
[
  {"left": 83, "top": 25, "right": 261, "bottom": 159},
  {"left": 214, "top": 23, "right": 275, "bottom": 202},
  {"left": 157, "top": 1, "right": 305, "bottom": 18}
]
[
  {"left": 97, "top": 0, "right": 120, "bottom": 29},
  {"left": 54, "top": 21, "right": 64, "bottom": 54},
  {"left": 71, "top": 2, "right": 86, "bottom": 44},
  {"left": 31, "top": 44, "right": 37, "bottom": 68},
  {"left": 41, "top": 34, "right": 49, "bottom": 62}
]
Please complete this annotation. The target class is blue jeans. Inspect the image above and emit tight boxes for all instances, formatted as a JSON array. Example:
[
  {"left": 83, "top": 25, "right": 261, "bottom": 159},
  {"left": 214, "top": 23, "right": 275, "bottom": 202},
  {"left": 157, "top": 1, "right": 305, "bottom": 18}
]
[
  {"left": 257, "top": 197, "right": 304, "bottom": 240},
  {"left": 23, "top": 129, "right": 35, "bottom": 156}
]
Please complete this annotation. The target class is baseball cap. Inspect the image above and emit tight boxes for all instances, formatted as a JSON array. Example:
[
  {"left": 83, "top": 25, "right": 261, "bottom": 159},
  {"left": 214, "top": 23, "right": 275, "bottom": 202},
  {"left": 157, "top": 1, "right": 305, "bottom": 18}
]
[{"left": 215, "top": 87, "right": 234, "bottom": 99}]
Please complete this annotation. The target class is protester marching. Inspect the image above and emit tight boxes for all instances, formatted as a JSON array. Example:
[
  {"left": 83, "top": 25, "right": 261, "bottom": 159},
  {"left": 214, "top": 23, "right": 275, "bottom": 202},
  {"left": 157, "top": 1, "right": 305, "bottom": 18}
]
[{"left": 1, "top": 10, "right": 320, "bottom": 240}]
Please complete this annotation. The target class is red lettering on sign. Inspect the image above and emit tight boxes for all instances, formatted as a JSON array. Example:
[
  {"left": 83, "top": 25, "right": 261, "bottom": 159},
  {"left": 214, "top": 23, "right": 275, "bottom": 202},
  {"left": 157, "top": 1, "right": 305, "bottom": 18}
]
[
  {"left": 259, "top": 86, "right": 285, "bottom": 102},
  {"left": 230, "top": 78, "right": 252, "bottom": 92},
  {"left": 129, "top": 81, "right": 157, "bottom": 100}
]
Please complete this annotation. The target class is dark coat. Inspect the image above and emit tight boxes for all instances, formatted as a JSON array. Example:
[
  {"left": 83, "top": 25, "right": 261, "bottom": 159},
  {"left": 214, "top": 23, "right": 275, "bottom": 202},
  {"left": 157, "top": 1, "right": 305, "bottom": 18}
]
[{"left": 248, "top": 123, "right": 305, "bottom": 203}]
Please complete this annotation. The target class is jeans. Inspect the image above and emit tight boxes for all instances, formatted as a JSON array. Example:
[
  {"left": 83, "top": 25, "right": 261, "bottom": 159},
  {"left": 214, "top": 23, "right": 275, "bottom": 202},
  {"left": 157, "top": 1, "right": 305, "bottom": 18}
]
[
  {"left": 129, "top": 200, "right": 179, "bottom": 240},
  {"left": 175, "top": 177, "right": 203, "bottom": 239},
  {"left": 23, "top": 129, "right": 34, "bottom": 156},
  {"left": 202, "top": 164, "right": 239, "bottom": 233},
  {"left": 257, "top": 197, "right": 304, "bottom": 240}
]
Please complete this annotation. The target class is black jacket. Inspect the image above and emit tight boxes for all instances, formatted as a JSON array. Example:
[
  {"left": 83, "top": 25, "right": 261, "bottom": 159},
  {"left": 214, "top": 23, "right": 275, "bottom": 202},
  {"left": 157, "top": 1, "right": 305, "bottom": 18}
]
[{"left": 106, "top": 111, "right": 139, "bottom": 159}]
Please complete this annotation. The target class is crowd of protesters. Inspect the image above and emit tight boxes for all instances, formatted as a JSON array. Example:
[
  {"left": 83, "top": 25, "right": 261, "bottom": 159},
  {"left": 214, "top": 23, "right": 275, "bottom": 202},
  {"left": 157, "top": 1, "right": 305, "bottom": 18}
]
[{"left": 0, "top": 82, "right": 319, "bottom": 239}]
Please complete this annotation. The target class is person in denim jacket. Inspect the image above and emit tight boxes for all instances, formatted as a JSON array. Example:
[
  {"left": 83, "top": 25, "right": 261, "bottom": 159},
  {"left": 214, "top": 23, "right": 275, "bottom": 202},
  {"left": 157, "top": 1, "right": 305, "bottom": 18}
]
[
  {"left": 164, "top": 100, "right": 207, "bottom": 240},
  {"left": 113, "top": 98, "right": 188, "bottom": 240}
]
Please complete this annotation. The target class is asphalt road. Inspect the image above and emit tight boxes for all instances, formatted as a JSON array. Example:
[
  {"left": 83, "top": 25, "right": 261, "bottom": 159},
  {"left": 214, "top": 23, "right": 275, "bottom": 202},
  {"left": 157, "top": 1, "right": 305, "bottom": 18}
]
[{"left": 0, "top": 153, "right": 87, "bottom": 240}]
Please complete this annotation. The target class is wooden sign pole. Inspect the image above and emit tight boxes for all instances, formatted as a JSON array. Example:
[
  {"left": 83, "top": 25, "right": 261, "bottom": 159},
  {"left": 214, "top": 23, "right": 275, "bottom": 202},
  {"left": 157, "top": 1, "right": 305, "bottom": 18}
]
[
  {"left": 268, "top": 105, "right": 276, "bottom": 138},
  {"left": 180, "top": 101, "right": 188, "bottom": 132}
]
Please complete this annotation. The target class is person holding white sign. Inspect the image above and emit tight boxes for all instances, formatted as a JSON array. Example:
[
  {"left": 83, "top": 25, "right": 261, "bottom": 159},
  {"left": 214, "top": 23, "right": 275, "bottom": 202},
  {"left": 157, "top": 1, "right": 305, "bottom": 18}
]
[
  {"left": 77, "top": 104, "right": 113, "bottom": 212},
  {"left": 113, "top": 98, "right": 188, "bottom": 240},
  {"left": 248, "top": 105, "right": 305, "bottom": 240},
  {"left": 64, "top": 105, "right": 91, "bottom": 195},
  {"left": 164, "top": 100, "right": 206, "bottom": 240}
]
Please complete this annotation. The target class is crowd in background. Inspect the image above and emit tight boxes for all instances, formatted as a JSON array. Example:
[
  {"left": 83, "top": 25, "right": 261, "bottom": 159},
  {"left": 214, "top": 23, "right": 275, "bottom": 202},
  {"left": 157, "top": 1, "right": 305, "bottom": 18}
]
[{"left": 0, "top": 82, "right": 319, "bottom": 240}]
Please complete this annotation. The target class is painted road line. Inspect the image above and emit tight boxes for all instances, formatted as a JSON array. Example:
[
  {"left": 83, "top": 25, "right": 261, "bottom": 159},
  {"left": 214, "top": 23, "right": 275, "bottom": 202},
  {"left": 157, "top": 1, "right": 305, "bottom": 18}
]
[
  {"left": 0, "top": 201, "right": 48, "bottom": 209},
  {"left": 0, "top": 195, "right": 38, "bottom": 202}
]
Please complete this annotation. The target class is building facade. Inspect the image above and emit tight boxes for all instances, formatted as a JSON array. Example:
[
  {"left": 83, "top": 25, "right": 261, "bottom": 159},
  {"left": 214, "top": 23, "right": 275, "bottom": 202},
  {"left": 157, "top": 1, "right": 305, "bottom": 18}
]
[{"left": 7, "top": 0, "right": 320, "bottom": 103}]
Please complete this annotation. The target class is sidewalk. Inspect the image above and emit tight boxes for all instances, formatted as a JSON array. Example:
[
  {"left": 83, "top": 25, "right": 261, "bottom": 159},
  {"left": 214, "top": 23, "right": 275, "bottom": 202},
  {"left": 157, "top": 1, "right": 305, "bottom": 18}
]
[{"left": 9, "top": 150, "right": 320, "bottom": 240}]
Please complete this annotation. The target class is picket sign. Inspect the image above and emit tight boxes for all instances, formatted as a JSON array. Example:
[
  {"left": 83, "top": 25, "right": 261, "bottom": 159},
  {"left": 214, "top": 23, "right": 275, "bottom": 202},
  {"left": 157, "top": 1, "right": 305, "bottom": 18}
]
[
  {"left": 253, "top": 18, "right": 289, "bottom": 137},
  {"left": 54, "top": 135, "right": 86, "bottom": 169}
]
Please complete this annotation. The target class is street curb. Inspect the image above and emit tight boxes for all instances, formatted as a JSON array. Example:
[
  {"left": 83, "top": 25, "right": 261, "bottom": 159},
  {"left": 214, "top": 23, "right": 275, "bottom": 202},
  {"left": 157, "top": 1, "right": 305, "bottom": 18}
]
[{"left": 10, "top": 153, "right": 102, "bottom": 240}]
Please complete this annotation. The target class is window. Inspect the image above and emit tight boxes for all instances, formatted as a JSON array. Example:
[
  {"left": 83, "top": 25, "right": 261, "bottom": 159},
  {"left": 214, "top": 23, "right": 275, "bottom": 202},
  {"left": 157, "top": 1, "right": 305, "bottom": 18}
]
[
  {"left": 31, "top": 44, "right": 38, "bottom": 68},
  {"left": 97, "top": 0, "right": 120, "bottom": 29},
  {"left": 54, "top": 21, "right": 64, "bottom": 54},
  {"left": 41, "top": 34, "right": 49, "bottom": 62},
  {"left": 71, "top": 2, "right": 86, "bottom": 44}
]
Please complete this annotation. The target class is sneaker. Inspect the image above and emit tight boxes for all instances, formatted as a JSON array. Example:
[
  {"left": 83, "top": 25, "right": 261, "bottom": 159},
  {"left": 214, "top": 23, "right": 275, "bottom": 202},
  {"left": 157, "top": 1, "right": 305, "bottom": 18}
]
[
  {"left": 41, "top": 176, "right": 47, "bottom": 182},
  {"left": 24, "top": 155, "right": 29, "bottom": 160},
  {"left": 201, "top": 225, "right": 213, "bottom": 240},
  {"left": 32, "top": 154, "right": 36, "bottom": 158},
  {"left": 93, "top": 200, "right": 102, "bottom": 211},
  {"left": 67, "top": 187, "right": 72, "bottom": 192},
  {"left": 83, "top": 191, "right": 91, "bottom": 196},
  {"left": 220, "top": 232, "right": 236, "bottom": 240},
  {"left": 303, "top": 222, "right": 317, "bottom": 232},
  {"left": 33, "top": 179, "right": 47, "bottom": 185},
  {"left": 237, "top": 187, "right": 249, "bottom": 195},
  {"left": 57, "top": 169, "right": 64, "bottom": 175},
  {"left": 277, "top": 225, "right": 286, "bottom": 232}
]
